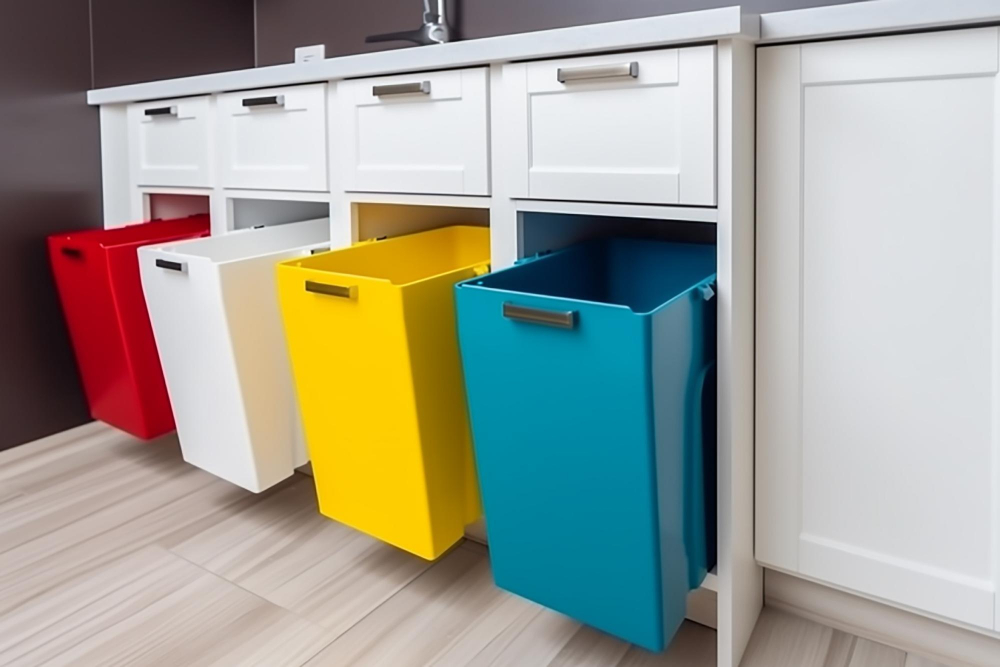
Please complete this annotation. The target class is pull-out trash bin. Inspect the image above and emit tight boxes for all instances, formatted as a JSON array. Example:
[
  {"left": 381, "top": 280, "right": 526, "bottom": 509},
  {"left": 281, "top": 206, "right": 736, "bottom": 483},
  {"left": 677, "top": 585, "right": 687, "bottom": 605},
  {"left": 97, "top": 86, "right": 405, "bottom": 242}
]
[
  {"left": 277, "top": 225, "right": 490, "bottom": 560},
  {"left": 139, "top": 219, "right": 330, "bottom": 493},
  {"left": 48, "top": 216, "right": 210, "bottom": 439},
  {"left": 455, "top": 238, "right": 716, "bottom": 652}
]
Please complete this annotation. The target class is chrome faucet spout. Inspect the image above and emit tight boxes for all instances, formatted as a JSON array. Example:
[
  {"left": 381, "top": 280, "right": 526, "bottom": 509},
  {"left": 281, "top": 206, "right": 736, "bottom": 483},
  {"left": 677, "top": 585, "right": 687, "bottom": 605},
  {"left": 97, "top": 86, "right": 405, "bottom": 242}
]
[{"left": 366, "top": 0, "right": 451, "bottom": 46}]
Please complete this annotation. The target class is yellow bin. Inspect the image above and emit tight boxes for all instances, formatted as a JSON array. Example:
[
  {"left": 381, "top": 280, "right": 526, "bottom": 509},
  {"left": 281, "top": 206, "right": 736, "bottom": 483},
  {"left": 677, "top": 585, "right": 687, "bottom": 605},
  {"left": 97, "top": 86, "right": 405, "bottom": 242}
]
[{"left": 277, "top": 225, "right": 490, "bottom": 560}]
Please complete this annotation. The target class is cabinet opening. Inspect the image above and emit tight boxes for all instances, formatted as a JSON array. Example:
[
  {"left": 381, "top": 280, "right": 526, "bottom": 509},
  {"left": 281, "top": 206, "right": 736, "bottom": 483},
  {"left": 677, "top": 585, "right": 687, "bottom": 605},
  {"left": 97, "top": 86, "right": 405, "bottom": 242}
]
[
  {"left": 146, "top": 193, "right": 209, "bottom": 222},
  {"left": 355, "top": 203, "right": 488, "bottom": 241},
  {"left": 519, "top": 211, "right": 715, "bottom": 258},
  {"left": 520, "top": 210, "right": 718, "bottom": 575},
  {"left": 230, "top": 198, "right": 330, "bottom": 231}
]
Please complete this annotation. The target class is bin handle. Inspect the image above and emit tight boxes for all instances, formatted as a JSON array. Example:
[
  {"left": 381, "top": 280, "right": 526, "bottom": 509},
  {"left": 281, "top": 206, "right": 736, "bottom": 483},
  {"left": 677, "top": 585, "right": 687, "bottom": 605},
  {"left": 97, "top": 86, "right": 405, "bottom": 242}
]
[
  {"left": 242, "top": 95, "right": 285, "bottom": 108},
  {"left": 60, "top": 247, "right": 83, "bottom": 259},
  {"left": 502, "top": 303, "right": 576, "bottom": 329},
  {"left": 306, "top": 280, "right": 357, "bottom": 299},
  {"left": 155, "top": 258, "right": 186, "bottom": 273}
]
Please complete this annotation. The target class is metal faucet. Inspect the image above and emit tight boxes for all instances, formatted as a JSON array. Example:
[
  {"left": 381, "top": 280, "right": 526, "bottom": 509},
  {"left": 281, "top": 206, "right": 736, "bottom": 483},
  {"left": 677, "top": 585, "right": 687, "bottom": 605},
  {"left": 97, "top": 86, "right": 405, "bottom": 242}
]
[{"left": 366, "top": 0, "right": 451, "bottom": 46}]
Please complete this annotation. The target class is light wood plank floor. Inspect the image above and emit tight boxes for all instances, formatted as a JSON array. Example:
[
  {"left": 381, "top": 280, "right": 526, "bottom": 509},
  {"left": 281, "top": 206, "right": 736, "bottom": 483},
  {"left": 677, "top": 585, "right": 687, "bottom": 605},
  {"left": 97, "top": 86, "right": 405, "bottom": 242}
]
[{"left": 0, "top": 424, "right": 954, "bottom": 666}]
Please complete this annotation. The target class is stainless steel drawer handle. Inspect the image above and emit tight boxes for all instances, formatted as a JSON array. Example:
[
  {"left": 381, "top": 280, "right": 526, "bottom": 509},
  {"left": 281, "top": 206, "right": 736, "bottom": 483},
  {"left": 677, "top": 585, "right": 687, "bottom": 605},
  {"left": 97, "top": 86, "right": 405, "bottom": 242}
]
[
  {"left": 155, "top": 258, "right": 186, "bottom": 272},
  {"left": 242, "top": 95, "right": 285, "bottom": 108},
  {"left": 306, "top": 281, "right": 356, "bottom": 299},
  {"left": 373, "top": 81, "right": 431, "bottom": 97},
  {"left": 556, "top": 62, "right": 639, "bottom": 83},
  {"left": 145, "top": 106, "right": 178, "bottom": 117},
  {"left": 503, "top": 303, "right": 576, "bottom": 329}
]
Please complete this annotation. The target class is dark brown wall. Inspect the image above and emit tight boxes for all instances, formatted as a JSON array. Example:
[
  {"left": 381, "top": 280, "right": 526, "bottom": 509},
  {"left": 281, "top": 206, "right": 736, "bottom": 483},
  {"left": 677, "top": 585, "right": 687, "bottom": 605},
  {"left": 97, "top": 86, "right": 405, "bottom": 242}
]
[
  {"left": 92, "top": 0, "right": 256, "bottom": 88},
  {"left": 0, "top": 0, "right": 101, "bottom": 450},
  {"left": 256, "top": 0, "right": 868, "bottom": 65},
  {"left": 0, "top": 1, "right": 255, "bottom": 451}
]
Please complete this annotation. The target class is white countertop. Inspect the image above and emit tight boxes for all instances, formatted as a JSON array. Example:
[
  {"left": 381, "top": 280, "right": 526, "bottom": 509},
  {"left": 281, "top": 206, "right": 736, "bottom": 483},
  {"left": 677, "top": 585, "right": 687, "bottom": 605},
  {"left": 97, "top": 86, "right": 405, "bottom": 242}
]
[
  {"left": 87, "top": 0, "right": 1000, "bottom": 106},
  {"left": 86, "top": 7, "right": 756, "bottom": 106}
]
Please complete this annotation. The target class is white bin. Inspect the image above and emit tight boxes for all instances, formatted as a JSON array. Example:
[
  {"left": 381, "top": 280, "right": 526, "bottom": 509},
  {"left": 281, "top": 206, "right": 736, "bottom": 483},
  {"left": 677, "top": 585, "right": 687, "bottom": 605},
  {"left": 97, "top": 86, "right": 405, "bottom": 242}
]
[{"left": 139, "top": 218, "right": 330, "bottom": 492}]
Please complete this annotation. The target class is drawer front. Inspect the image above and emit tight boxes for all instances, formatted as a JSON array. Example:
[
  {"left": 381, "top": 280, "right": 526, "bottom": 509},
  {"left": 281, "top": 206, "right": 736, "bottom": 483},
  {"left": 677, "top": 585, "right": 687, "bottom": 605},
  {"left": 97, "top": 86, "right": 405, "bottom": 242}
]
[
  {"left": 128, "top": 97, "right": 212, "bottom": 188},
  {"left": 218, "top": 84, "right": 328, "bottom": 192},
  {"left": 338, "top": 68, "right": 489, "bottom": 196},
  {"left": 504, "top": 47, "right": 716, "bottom": 206}
]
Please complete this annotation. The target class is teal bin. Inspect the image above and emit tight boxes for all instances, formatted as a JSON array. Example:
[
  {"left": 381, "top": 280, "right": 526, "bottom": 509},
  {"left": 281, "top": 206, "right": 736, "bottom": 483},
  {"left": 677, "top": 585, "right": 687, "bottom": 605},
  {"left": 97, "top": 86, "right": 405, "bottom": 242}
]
[{"left": 455, "top": 238, "right": 716, "bottom": 652}]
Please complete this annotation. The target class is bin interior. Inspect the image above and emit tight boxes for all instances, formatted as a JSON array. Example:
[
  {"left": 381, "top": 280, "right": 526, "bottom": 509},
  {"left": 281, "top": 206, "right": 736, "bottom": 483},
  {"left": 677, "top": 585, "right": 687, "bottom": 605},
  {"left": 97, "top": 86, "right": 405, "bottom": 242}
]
[
  {"left": 295, "top": 225, "right": 489, "bottom": 285},
  {"left": 56, "top": 216, "right": 210, "bottom": 249},
  {"left": 476, "top": 238, "right": 716, "bottom": 314},
  {"left": 153, "top": 218, "right": 329, "bottom": 263}
]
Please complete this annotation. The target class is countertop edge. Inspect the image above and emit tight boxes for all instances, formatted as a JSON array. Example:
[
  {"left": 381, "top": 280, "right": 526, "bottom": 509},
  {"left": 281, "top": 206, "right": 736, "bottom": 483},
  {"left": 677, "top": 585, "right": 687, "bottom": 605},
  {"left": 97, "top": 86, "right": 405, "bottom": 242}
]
[
  {"left": 87, "top": 6, "right": 755, "bottom": 106},
  {"left": 759, "top": 0, "right": 1000, "bottom": 45}
]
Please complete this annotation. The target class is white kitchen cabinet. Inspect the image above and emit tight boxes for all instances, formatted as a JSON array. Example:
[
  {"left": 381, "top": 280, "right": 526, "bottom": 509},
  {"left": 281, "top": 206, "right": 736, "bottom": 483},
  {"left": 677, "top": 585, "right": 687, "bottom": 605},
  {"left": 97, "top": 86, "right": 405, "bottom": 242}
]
[
  {"left": 501, "top": 46, "right": 716, "bottom": 206},
  {"left": 756, "top": 27, "right": 1000, "bottom": 631},
  {"left": 337, "top": 68, "right": 489, "bottom": 196},
  {"left": 218, "top": 84, "right": 328, "bottom": 192},
  {"left": 127, "top": 96, "right": 213, "bottom": 188}
]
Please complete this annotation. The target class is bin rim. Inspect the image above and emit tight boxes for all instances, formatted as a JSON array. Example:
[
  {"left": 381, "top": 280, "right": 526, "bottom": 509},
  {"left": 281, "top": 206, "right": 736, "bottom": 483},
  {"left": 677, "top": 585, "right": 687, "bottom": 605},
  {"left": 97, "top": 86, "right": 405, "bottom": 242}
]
[
  {"left": 139, "top": 219, "right": 330, "bottom": 266},
  {"left": 456, "top": 239, "right": 717, "bottom": 316},
  {"left": 279, "top": 225, "right": 491, "bottom": 288},
  {"left": 50, "top": 215, "right": 210, "bottom": 251}
]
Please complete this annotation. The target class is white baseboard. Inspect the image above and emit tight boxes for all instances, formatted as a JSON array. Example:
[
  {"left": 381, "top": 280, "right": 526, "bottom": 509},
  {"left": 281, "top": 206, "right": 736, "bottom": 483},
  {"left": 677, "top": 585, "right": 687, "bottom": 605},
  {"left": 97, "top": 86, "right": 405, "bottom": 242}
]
[
  {"left": 464, "top": 518, "right": 488, "bottom": 545},
  {"left": 765, "top": 568, "right": 1000, "bottom": 667},
  {"left": 686, "top": 584, "right": 718, "bottom": 630}
]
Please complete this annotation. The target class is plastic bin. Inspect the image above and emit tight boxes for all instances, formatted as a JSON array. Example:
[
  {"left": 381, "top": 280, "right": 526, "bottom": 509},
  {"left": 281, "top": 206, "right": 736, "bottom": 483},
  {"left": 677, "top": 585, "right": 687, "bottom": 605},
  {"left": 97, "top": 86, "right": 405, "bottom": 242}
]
[
  {"left": 138, "top": 219, "right": 330, "bottom": 492},
  {"left": 48, "top": 216, "right": 210, "bottom": 439},
  {"left": 454, "top": 238, "right": 716, "bottom": 652},
  {"left": 277, "top": 225, "right": 490, "bottom": 559}
]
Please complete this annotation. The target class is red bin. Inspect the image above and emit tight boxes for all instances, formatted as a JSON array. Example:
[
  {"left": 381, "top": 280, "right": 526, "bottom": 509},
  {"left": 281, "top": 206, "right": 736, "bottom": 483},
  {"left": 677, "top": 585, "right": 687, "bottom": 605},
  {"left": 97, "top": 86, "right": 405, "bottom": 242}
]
[{"left": 48, "top": 216, "right": 210, "bottom": 439}]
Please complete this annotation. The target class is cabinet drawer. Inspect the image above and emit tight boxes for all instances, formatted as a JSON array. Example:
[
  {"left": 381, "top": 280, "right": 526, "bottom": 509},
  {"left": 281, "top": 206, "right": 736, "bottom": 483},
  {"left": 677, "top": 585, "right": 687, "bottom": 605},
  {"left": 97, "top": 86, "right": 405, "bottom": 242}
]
[
  {"left": 338, "top": 68, "right": 489, "bottom": 196},
  {"left": 503, "top": 47, "right": 716, "bottom": 206},
  {"left": 218, "top": 84, "right": 328, "bottom": 192},
  {"left": 128, "top": 97, "right": 213, "bottom": 188}
]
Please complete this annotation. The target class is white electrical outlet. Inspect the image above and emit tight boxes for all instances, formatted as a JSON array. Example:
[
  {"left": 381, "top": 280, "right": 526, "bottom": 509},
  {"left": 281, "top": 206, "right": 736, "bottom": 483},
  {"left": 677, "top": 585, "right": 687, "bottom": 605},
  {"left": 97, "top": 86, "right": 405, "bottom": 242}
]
[{"left": 294, "top": 44, "right": 326, "bottom": 64}]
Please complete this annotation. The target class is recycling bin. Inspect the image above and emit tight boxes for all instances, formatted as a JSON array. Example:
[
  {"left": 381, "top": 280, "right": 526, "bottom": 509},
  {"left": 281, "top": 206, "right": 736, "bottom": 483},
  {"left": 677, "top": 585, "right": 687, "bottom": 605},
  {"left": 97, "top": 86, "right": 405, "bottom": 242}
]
[
  {"left": 48, "top": 215, "right": 210, "bottom": 439},
  {"left": 277, "top": 225, "right": 490, "bottom": 560},
  {"left": 454, "top": 237, "right": 716, "bottom": 652},
  {"left": 139, "top": 218, "right": 329, "bottom": 493}
]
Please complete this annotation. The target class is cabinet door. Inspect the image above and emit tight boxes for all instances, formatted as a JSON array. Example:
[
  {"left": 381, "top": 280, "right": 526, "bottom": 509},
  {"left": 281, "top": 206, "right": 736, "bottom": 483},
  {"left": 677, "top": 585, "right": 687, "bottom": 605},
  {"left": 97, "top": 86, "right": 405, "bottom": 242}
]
[
  {"left": 217, "top": 84, "right": 328, "bottom": 192},
  {"left": 338, "top": 68, "right": 489, "bottom": 196},
  {"left": 757, "top": 27, "right": 1000, "bottom": 631},
  {"left": 127, "top": 97, "right": 213, "bottom": 187},
  {"left": 502, "top": 47, "right": 716, "bottom": 206}
]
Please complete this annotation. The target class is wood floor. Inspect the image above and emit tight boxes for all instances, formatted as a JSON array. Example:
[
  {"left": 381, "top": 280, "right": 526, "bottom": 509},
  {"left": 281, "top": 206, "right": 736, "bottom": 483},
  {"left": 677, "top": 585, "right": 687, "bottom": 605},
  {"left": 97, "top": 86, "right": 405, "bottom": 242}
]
[{"left": 0, "top": 423, "right": 955, "bottom": 666}]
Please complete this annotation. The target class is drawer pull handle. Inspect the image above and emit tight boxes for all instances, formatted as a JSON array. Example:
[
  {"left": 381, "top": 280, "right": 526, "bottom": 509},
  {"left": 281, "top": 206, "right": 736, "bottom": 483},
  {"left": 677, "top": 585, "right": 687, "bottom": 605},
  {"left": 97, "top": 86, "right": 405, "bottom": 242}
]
[
  {"left": 503, "top": 303, "right": 576, "bottom": 329},
  {"left": 373, "top": 81, "right": 431, "bottom": 97},
  {"left": 306, "top": 280, "right": 356, "bottom": 299},
  {"left": 242, "top": 95, "right": 285, "bottom": 108},
  {"left": 60, "top": 247, "right": 83, "bottom": 258},
  {"left": 309, "top": 246, "right": 331, "bottom": 255},
  {"left": 155, "top": 258, "right": 186, "bottom": 272},
  {"left": 556, "top": 62, "right": 639, "bottom": 83},
  {"left": 144, "top": 106, "right": 178, "bottom": 117}
]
